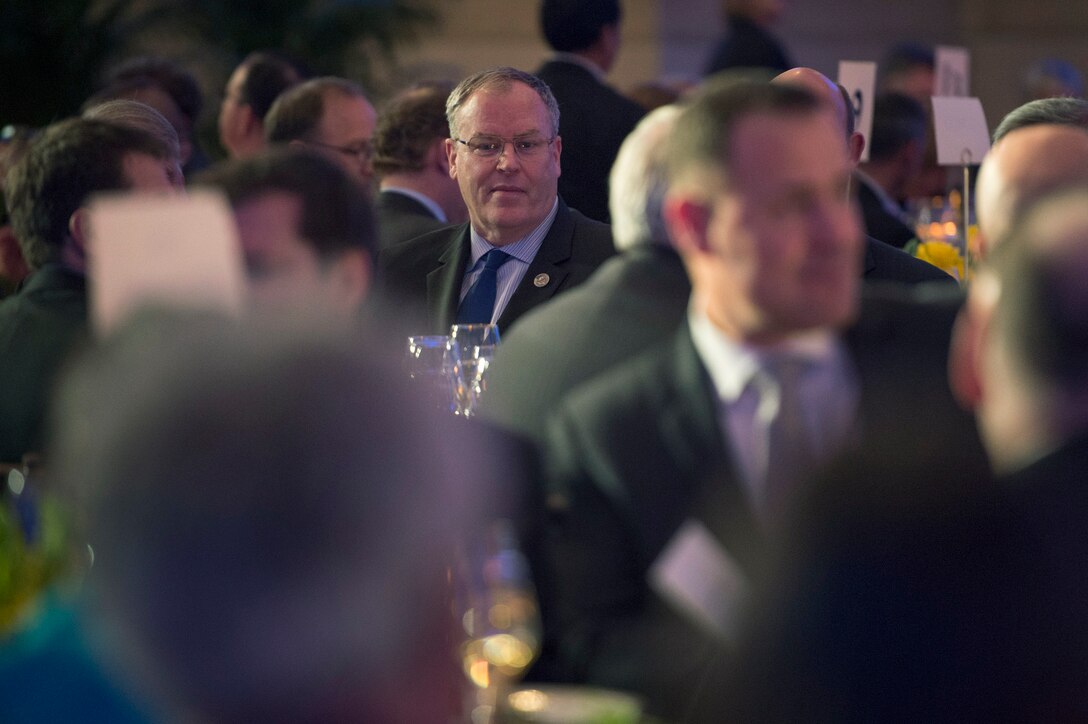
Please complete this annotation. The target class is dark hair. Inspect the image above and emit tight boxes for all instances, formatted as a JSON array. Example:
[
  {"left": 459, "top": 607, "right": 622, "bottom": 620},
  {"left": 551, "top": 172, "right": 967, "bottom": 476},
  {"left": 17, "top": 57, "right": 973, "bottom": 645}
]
[
  {"left": 6, "top": 118, "right": 171, "bottom": 269},
  {"left": 540, "top": 0, "right": 621, "bottom": 53},
  {"left": 371, "top": 82, "right": 452, "bottom": 176},
  {"left": 992, "top": 97, "right": 1088, "bottom": 144},
  {"left": 103, "top": 56, "right": 204, "bottom": 124},
  {"left": 991, "top": 187, "right": 1088, "bottom": 390},
  {"left": 237, "top": 51, "right": 309, "bottom": 121},
  {"left": 667, "top": 76, "right": 820, "bottom": 189},
  {"left": 264, "top": 77, "right": 368, "bottom": 145},
  {"left": 867, "top": 92, "right": 928, "bottom": 162},
  {"left": 200, "top": 147, "right": 377, "bottom": 263},
  {"left": 446, "top": 67, "right": 560, "bottom": 140},
  {"left": 880, "top": 43, "right": 935, "bottom": 79}
]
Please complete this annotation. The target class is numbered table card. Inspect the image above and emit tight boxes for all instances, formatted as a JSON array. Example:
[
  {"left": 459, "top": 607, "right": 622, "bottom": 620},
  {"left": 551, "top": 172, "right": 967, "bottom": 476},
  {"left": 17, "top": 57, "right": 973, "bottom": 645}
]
[
  {"left": 935, "top": 45, "right": 971, "bottom": 97},
  {"left": 931, "top": 96, "right": 990, "bottom": 166},
  {"left": 88, "top": 189, "right": 246, "bottom": 336},
  {"left": 837, "top": 61, "right": 877, "bottom": 162}
]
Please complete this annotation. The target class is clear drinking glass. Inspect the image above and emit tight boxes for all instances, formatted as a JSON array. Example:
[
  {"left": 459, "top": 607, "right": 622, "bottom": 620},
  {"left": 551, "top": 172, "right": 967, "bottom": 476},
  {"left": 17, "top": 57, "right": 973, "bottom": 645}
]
[
  {"left": 448, "top": 325, "right": 500, "bottom": 417},
  {"left": 405, "top": 335, "right": 455, "bottom": 413}
]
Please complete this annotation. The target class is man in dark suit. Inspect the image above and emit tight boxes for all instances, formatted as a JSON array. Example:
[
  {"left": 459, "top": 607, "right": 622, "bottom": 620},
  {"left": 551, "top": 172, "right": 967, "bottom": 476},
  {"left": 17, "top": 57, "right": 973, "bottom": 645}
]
[
  {"left": 0, "top": 118, "right": 176, "bottom": 464},
  {"left": 775, "top": 67, "right": 954, "bottom": 283},
  {"left": 855, "top": 93, "right": 928, "bottom": 249},
  {"left": 483, "top": 74, "right": 948, "bottom": 445},
  {"left": 539, "top": 80, "right": 984, "bottom": 718},
  {"left": 534, "top": 0, "right": 646, "bottom": 223},
  {"left": 371, "top": 82, "right": 465, "bottom": 248},
  {"left": 377, "top": 67, "right": 614, "bottom": 336}
]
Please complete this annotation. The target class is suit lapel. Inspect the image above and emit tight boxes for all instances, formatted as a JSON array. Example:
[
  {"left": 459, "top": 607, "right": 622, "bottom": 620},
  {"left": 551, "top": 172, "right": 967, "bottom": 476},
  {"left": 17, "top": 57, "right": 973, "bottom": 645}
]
[
  {"left": 496, "top": 200, "right": 574, "bottom": 332},
  {"left": 656, "top": 327, "right": 763, "bottom": 573},
  {"left": 426, "top": 227, "right": 471, "bottom": 333}
]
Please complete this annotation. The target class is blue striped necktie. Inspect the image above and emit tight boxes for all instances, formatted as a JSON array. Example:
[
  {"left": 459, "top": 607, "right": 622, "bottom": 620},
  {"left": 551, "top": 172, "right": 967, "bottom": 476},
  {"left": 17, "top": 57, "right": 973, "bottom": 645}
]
[{"left": 456, "top": 249, "right": 512, "bottom": 325}]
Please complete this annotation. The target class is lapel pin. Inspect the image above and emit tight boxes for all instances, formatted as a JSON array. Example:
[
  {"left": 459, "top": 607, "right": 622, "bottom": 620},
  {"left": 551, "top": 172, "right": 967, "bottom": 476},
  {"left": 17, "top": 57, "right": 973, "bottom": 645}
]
[{"left": 533, "top": 273, "right": 550, "bottom": 288}]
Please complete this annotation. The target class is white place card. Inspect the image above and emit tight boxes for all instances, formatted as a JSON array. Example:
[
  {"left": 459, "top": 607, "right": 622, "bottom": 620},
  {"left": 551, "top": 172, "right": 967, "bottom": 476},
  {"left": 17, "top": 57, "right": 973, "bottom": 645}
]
[
  {"left": 648, "top": 519, "right": 747, "bottom": 641},
  {"left": 88, "top": 189, "right": 246, "bottom": 335},
  {"left": 838, "top": 61, "right": 877, "bottom": 162},
  {"left": 931, "top": 96, "right": 990, "bottom": 166},
  {"left": 935, "top": 45, "right": 970, "bottom": 97}
]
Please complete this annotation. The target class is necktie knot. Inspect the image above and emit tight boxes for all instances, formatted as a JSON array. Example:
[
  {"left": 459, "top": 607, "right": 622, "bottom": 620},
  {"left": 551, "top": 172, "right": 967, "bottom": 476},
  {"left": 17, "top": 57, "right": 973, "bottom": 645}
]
[{"left": 481, "top": 248, "right": 511, "bottom": 271}]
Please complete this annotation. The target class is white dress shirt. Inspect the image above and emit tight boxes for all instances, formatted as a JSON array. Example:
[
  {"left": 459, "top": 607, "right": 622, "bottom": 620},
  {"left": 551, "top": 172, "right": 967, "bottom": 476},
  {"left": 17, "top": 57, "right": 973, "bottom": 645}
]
[{"left": 687, "top": 304, "right": 859, "bottom": 517}]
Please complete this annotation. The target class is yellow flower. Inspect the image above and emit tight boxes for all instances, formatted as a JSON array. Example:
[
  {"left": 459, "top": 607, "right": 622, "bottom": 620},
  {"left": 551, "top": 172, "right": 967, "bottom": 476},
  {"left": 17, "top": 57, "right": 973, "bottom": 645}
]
[{"left": 915, "top": 240, "right": 965, "bottom": 281}]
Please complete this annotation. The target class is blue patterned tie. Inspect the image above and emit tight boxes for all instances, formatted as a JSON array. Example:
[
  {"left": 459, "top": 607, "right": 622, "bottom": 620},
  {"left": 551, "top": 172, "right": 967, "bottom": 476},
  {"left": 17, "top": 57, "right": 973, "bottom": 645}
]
[{"left": 456, "top": 249, "right": 512, "bottom": 325}]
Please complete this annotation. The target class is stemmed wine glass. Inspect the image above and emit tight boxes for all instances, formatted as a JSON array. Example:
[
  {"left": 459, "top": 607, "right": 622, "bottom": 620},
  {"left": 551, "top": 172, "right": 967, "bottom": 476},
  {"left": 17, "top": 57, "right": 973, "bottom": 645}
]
[{"left": 452, "top": 519, "right": 542, "bottom": 723}]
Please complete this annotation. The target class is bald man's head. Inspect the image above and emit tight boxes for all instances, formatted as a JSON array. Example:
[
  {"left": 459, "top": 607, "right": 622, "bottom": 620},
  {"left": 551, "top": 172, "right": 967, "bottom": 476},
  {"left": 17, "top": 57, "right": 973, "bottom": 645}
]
[
  {"left": 773, "top": 67, "right": 864, "bottom": 163},
  {"left": 975, "top": 124, "right": 1088, "bottom": 255}
]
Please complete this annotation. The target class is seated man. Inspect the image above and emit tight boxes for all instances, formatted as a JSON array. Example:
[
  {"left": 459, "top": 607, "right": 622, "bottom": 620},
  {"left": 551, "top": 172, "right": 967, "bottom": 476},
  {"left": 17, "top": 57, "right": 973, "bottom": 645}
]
[
  {"left": 264, "top": 77, "right": 378, "bottom": 187},
  {"left": 371, "top": 82, "right": 465, "bottom": 247},
  {"left": 377, "top": 66, "right": 615, "bottom": 335},
  {"left": 0, "top": 117, "right": 175, "bottom": 462},
  {"left": 51, "top": 314, "right": 494, "bottom": 722},
  {"left": 218, "top": 50, "right": 307, "bottom": 160},
  {"left": 199, "top": 147, "right": 375, "bottom": 317}
]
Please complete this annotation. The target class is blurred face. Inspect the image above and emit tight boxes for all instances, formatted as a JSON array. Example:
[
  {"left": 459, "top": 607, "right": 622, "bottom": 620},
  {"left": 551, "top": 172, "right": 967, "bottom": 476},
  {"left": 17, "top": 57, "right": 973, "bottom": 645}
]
[
  {"left": 697, "top": 110, "right": 862, "bottom": 343},
  {"left": 311, "top": 91, "right": 378, "bottom": 186},
  {"left": 446, "top": 82, "right": 561, "bottom": 247},
  {"left": 234, "top": 191, "right": 326, "bottom": 308}
]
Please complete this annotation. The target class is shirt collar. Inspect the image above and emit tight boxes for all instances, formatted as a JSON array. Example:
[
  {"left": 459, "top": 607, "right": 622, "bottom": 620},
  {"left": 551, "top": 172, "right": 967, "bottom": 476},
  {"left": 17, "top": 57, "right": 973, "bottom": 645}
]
[
  {"left": 687, "top": 301, "right": 840, "bottom": 402},
  {"left": 468, "top": 197, "right": 559, "bottom": 266},
  {"left": 380, "top": 186, "right": 447, "bottom": 222}
]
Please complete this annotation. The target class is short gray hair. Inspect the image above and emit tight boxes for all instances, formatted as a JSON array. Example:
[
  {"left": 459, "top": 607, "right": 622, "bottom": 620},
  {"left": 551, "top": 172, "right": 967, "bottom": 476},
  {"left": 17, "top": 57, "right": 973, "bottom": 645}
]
[
  {"left": 610, "top": 104, "right": 682, "bottom": 250},
  {"left": 445, "top": 67, "right": 560, "bottom": 140}
]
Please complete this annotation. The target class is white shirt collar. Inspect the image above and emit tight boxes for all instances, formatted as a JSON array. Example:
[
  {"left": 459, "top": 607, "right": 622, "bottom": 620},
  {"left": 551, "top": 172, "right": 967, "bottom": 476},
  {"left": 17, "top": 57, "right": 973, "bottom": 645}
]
[{"left": 468, "top": 197, "right": 559, "bottom": 265}]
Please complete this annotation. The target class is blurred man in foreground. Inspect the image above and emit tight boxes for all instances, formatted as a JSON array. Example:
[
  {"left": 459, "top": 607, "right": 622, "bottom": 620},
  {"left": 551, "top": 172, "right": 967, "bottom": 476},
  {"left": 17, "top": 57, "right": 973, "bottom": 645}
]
[{"left": 51, "top": 314, "right": 489, "bottom": 722}]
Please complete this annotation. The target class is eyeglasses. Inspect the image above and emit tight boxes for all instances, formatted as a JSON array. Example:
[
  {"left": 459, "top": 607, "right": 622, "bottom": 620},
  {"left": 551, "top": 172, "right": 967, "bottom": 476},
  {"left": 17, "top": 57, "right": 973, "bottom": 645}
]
[
  {"left": 455, "top": 135, "right": 555, "bottom": 159},
  {"left": 309, "top": 140, "right": 373, "bottom": 163}
]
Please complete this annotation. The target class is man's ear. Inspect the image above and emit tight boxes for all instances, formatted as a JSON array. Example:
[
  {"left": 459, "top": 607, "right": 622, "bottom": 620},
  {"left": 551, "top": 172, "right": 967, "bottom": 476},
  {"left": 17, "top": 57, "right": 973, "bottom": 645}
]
[
  {"left": 848, "top": 131, "right": 866, "bottom": 166},
  {"left": 663, "top": 193, "right": 712, "bottom": 255},
  {"left": 948, "top": 273, "right": 999, "bottom": 410},
  {"left": 68, "top": 207, "right": 91, "bottom": 252},
  {"left": 445, "top": 138, "right": 458, "bottom": 180},
  {"left": 429, "top": 138, "right": 450, "bottom": 176}
]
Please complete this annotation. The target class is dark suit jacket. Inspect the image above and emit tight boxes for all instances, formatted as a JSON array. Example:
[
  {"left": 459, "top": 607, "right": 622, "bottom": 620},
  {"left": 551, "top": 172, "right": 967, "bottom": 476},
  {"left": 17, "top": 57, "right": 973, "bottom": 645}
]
[
  {"left": 864, "top": 235, "right": 956, "bottom": 286},
  {"left": 374, "top": 189, "right": 452, "bottom": 249},
  {"left": 0, "top": 265, "right": 88, "bottom": 462},
  {"left": 375, "top": 198, "right": 615, "bottom": 336},
  {"left": 482, "top": 246, "right": 689, "bottom": 441},
  {"left": 539, "top": 284, "right": 987, "bottom": 718},
  {"left": 857, "top": 177, "right": 916, "bottom": 249},
  {"left": 534, "top": 60, "right": 646, "bottom": 224},
  {"left": 482, "top": 239, "right": 951, "bottom": 444}
]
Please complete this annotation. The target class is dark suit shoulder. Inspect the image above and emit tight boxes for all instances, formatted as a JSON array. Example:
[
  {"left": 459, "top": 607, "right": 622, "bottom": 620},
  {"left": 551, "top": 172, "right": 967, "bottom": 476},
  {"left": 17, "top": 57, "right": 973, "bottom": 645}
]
[
  {"left": 563, "top": 207, "right": 616, "bottom": 265},
  {"left": 864, "top": 236, "right": 958, "bottom": 286}
]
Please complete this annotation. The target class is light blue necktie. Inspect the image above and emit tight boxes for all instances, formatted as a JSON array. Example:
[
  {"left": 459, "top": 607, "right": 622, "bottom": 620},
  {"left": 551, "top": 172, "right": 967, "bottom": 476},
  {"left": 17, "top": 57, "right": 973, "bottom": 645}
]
[{"left": 456, "top": 249, "right": 512, "bottom": 325}]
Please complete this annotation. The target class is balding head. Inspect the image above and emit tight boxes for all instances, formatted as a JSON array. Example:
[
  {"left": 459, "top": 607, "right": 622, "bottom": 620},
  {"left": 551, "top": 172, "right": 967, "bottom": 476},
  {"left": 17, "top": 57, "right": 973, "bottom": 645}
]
[
  {"left": 773, "top": 67, "right": 864, "bottom": 164},
  {"left": 975, "top": 124, "right": 1088, "bottom": 255}
]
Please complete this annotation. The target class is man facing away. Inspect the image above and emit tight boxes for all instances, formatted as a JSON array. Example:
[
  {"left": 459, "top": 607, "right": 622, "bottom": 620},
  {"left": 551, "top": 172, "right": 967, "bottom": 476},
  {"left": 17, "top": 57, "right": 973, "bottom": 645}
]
[
  {"left": 376, "top": 66, "right": 614, "bottom": 336},
  {"left": 371, "top": 82, "right": 466, "bottom": 248},
  {"left": 534, "top": 0, "right": 646, "bottom": 223}
]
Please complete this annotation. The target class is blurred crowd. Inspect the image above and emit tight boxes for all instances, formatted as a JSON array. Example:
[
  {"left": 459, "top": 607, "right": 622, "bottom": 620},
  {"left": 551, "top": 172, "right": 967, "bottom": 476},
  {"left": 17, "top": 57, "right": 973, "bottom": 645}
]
[{"left": 3, "top": 0, "right": 1088, "bottom": 721}]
